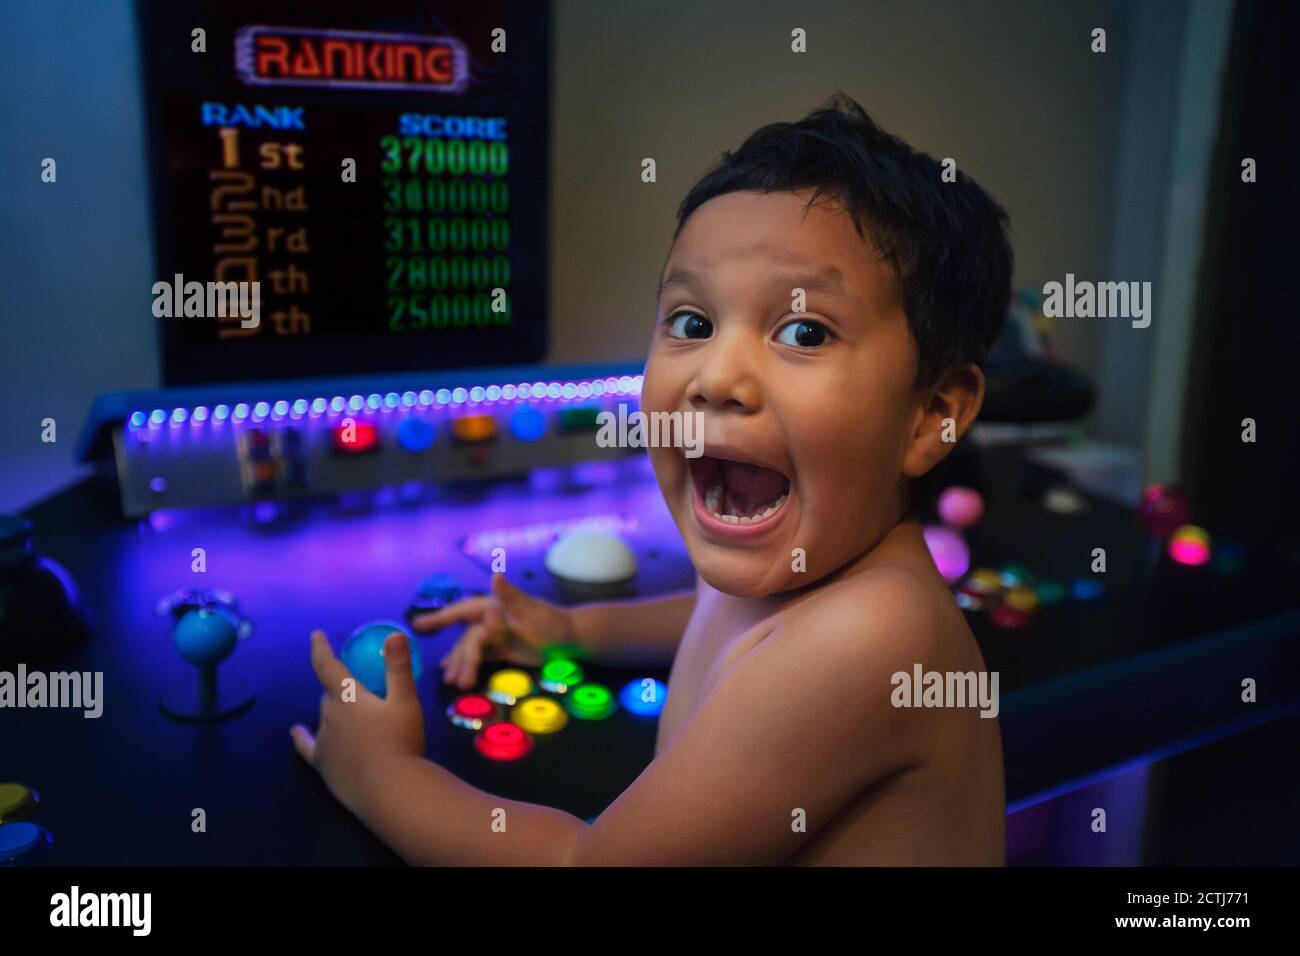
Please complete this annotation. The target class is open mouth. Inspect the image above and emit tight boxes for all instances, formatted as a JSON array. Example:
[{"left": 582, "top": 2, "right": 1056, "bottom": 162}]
[{"left": 689, "top": 453, "right": 792, "bottom": 530}]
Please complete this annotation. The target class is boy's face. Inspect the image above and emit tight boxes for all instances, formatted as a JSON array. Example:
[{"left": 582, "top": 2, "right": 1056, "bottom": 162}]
[{"left": 644, "top": 189, "right": 924, "bottom": 597}]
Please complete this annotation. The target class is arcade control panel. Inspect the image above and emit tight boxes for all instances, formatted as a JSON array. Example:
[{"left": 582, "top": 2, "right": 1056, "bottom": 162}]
[
  {"left": 5, "top": 385, "right": 1300, "bottom": 865},
  {"left": 82, "top": 363, "right": 647, "bottom": 516},
  {"left": 6, "top": 401, "right": 698, "bottom": 864}
]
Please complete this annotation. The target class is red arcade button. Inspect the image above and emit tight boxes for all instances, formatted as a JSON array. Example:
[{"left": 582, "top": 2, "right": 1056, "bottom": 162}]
[
  {"left": 990, "top": 606, "right": 1032, "bottom": 631},
  {"left": 332, "top": 420, "right": 380, "bottom": 453},
  {"left": 447, "top": 694, "right": 495, "bottom": 730},
  {"left": 474, "top": 722, "right": 533, "bottom": 761}
]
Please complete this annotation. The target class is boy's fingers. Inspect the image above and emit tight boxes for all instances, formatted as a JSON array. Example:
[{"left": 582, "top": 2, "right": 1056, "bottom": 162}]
[
  {"left": 441, "top": 636, "right": 464, "bottom": 683},
  {"left": 491, "top": 573, "right": 524, "bottom": 608},
  {"left": 491, "top": 575, "right": 540, "bottom": 638},
  {"left": 456, "top": 627, "right": 488, "bottom": 689},
  {"left": 289, "top": 724, "right": 317, "bottom": 766},
  {"left": 382, "top": 632, "right": 418, "bottom": 703},
  {"left": 446, "top": 624, "right": 484, "bottom": 685},
  {"left": 310, "top": 630, "right": 352, "bottom": 692},
  {"left": 410, "top": 597, "right": 490, "bottom": 632},
  {"left": 508, "top": 644, "right": 544, "bottom": 667},
  {"left": 484, "top": 602, "right": 508, "bottom": 638}
]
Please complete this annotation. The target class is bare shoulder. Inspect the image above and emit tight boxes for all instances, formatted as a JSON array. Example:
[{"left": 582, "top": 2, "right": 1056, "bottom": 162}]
[
  {"left": 773, "top": 563, "right": 973, "bottom": 675},
  {"left": 749, "top": 564, "right": 986, "bottom": 754}
]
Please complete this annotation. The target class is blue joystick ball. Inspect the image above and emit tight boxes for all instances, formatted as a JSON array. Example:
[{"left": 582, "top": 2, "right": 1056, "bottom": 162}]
[
  {"left": 173, "top": 608, "right": 239, "bottom": 667},
  {"left": 340, "top": 621, "right": 423, "bottom": 697}
]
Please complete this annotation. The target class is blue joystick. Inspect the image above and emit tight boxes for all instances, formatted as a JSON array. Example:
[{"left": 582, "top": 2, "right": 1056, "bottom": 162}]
[
  {"left": 407, "top": 573, "right": 479, "bottom": 620},
  {"left": 161, "top": 602, "right": 254, "bottom": 722},
  {"left": 173, "top": 607, "right": 239, "bottom": 666},
  {"left": 340, "top": 620, "right": 423, "bottom": 697}
]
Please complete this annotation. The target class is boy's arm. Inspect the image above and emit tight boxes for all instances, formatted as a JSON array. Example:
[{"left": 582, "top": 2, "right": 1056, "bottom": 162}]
[
  {"left": 345, "top": 571, "right": 939, "bottom": 865},
  {"left": 570, "top": 587, "right": 697, "bottom": 664},
  {"left": 413, "top": 575, "right": 695, "bottom": 679}
]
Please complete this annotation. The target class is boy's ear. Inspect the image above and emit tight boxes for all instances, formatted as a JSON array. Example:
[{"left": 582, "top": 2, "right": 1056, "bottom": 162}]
[{"left": 901, "top": 364, "right": 985, "bottom": 478}]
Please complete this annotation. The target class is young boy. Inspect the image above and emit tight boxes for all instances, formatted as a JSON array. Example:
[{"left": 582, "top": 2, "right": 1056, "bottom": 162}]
[{"left": 291, "top": 94, "right": 1012, "bottom": 865}]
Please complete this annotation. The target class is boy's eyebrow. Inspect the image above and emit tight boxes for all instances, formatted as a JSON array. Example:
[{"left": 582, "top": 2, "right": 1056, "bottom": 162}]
[
  {"left": 658, "top": 269, "right": 703, "bottom": 296},
  {"left": 658, "top": 267, "right": 851, "bottom": 298},
  {"left": 769, "top": 269, "right": 850, "bottom": 298}
]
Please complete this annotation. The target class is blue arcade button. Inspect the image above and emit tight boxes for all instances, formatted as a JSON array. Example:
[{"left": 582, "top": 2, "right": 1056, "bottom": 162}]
[
  {"left": 397, "top": 417, "right": 437, "bottom": 452},
  {"left": 0, "top": 821, "right": 53, "bottom": 865}
]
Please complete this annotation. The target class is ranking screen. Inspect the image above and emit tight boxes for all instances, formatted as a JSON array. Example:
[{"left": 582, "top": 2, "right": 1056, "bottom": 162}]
[{"left": 139, "top": 0, "right": 549, "bottom": 384}]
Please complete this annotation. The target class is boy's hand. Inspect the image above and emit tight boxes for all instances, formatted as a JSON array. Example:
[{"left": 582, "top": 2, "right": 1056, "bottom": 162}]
[
  {"left": 411, "top": 573, "right": 575, "bottom": 689},
  {"left": 291, "top": 629, "right": 426, "bottom": 812}
]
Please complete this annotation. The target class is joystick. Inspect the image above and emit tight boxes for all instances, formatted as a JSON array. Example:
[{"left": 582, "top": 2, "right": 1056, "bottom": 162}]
[
  {"left": 339, "top": 620, "right": 423, "bottom": 697},
  {"left": 0, "top": 515, "right": 91, "bottom": 668},
  {"left": 157, "top": 591, "right": 254, "bottom": 722},
  {"left": 406, "top": 573, "right": 471, "bottom": 618}
]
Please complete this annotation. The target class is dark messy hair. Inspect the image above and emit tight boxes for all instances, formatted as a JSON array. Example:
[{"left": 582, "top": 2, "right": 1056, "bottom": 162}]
[{"left": 673, "top": 93, "right": 1013, "bottom": 391}]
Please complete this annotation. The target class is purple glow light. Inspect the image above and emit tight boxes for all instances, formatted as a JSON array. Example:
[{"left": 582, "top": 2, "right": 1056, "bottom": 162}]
[
  {"left": 1168, "top": 525, "right": 1212, "bottom": 566},
  {"left": 147, "top": 509, "right": 178, "bottom": 532},
  {"left": 923, "top": 525, "right": 970, "bottom": 583}
]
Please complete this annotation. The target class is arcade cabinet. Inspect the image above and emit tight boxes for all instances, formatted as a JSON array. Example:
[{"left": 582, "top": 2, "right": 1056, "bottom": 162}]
[
  {"left": 4, "top": 0, "right": 697, "bottom": 865},
  {"left": 4, "top": 0, "right": 1298, "bottom": 868}
]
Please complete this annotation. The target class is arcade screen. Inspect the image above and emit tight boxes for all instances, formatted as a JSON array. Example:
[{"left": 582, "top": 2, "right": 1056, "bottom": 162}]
[{"left": 137, "top": 0, "right": 550, "bottom": 384}]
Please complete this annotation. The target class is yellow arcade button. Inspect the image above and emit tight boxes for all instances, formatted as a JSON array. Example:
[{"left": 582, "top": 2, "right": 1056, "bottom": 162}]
[
  {"left": 486, "top": 668, "right": 533, "bottom": 705},
  {"left": 0, "top": 783, "right": 38, "bottom": 823},
  {"left": 1005, "top": 584, "right": 1040, "bottom": 612},
  {"left": 967, "top": 568, "right": 1003, "bottom": 595},
  {"left": 511, "top": 696, "right": 569, "bottom": 735},
  {"left": 452, "top": 415, "right": 498, "bottom": 444}
]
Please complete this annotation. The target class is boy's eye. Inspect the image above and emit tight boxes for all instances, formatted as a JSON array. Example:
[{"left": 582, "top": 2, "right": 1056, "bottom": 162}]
[
  {"left": 776, "top": 319, "right": 830, "bottom": 348},
  {"left": 666, "top": 311, "right": 713, "bottom": 339}
]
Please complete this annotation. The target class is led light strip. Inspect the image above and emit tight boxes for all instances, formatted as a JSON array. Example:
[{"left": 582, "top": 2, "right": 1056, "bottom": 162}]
[{"left": 127, "top": 375, "right": 645, "bottom": 431}]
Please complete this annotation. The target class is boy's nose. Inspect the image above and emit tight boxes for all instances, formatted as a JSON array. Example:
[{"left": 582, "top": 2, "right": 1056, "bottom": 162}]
[{"left": 686, "top": 336, "right": 762, "bottom": 413}]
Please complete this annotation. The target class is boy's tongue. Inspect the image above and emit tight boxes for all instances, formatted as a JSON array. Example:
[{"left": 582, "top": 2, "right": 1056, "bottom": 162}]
[{"left": 720, "top": 460, "right": 786, "bottom": 512}]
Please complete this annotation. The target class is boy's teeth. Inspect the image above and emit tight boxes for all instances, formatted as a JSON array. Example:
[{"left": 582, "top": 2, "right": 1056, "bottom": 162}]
[{"left": 703, "top": 485, "right": 788, "bottom": 524}]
